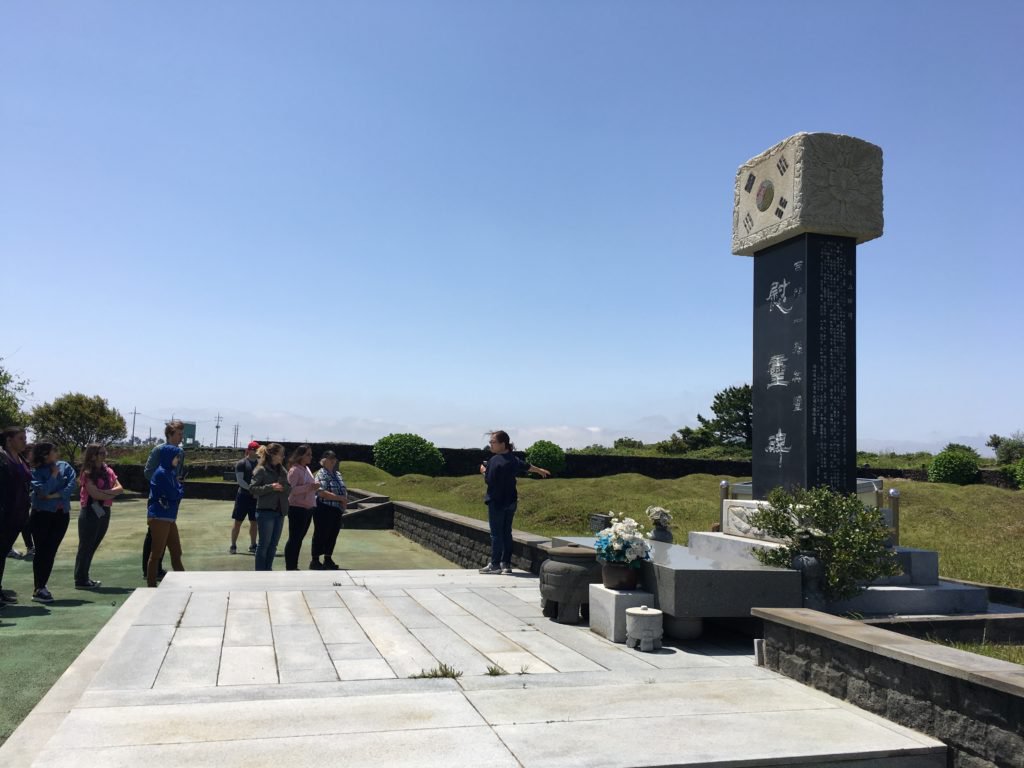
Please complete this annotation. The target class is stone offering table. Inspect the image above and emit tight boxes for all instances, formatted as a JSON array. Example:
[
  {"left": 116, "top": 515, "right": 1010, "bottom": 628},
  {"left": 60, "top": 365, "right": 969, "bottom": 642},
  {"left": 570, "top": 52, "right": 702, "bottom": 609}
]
[{"left": 554, "top": 537, "right": 801, "bottom": 638}]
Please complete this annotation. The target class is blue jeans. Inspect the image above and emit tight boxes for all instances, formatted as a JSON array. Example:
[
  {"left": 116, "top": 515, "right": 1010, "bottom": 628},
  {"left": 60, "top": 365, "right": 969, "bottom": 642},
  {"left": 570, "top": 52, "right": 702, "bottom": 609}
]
[
  {"left": 487, "top": 501, "right": 516, "bottom": 566},
  {"left": 255, "top": 511, "right": 284, "bottom": 571}
]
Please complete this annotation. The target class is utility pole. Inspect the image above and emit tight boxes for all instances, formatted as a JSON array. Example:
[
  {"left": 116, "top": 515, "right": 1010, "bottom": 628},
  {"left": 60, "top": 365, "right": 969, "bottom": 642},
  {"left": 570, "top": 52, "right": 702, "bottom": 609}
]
[
  {"left": 130, "top": 407, "right": 138, "bottom": 444},
  {"left": 232, "top": 423, "right": 239, "bottom": 448},
  {"left": 214, "top": 413, "right": 223, "bottom": 448}
]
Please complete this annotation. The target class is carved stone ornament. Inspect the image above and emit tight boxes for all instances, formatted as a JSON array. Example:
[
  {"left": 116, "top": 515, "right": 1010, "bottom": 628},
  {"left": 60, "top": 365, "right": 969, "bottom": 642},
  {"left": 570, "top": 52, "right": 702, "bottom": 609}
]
[
  {"left": 721, "top": 500, "right": 789, "bottom": 543},
  {"left": 732, "top": 132, "right": 883, "bottom": 256}
]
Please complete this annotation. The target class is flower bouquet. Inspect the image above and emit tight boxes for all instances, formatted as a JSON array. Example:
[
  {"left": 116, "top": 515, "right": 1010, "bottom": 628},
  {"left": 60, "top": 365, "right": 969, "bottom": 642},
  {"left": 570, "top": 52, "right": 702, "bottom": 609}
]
[
  {"left": 594, "top": 516, "right": 652, "bottom": 569},
  {"left": 645, "top": 505, "right": 672, "bottom": 528}
]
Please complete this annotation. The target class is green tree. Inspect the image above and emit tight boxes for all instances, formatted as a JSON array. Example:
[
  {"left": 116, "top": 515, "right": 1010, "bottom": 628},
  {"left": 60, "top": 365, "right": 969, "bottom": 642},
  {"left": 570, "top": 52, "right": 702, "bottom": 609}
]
[
  {"left": 0, "top": 359, "right": 30, "bottom": 428},
  {"left": 29, "top": 393, "right": 127, "bottom": 463},
  {"left": 988, "top": 431, "right": 1024, "bottom": 466},
  {"left": 695, "top": 384, "right": 753, "bottom": 448}
]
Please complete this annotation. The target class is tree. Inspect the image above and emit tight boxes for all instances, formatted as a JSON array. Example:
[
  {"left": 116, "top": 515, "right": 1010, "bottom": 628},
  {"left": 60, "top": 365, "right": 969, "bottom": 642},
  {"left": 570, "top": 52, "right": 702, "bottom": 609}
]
[
  {"left": 29, "top": 393, "right": 127, "bottom": 463},
  {"left": 987, "top": 431, "right": 1024, "bottom": 466},
  {"left": 0, "top": 359, "right": 30, "bottom": 428},
  {"left": 695, "top": 384, "right": 753, "bottom": 448}
]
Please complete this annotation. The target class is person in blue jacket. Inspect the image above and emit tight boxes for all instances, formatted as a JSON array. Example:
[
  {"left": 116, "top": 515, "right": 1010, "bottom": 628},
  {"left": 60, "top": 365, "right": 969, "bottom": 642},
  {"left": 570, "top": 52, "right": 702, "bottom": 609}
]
[
  {"left": 29, "top": 442, "right": 77, "bottom": 603},
  {"left": 478, "top": 430, "right": 550, "bottom": 574},
  {"left": 146, "top": 444, "right": 185, "bottom": 587}
]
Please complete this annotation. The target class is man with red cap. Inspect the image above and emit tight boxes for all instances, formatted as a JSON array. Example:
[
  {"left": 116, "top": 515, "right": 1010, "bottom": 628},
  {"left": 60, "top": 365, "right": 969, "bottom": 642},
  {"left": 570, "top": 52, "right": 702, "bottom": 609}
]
[{"left": 230, "top": 441, "right": 260, "bottom": 554}]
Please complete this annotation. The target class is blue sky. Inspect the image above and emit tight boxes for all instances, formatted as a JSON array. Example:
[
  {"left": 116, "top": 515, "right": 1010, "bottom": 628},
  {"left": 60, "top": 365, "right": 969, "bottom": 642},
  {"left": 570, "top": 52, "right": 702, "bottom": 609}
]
[{"left": 2, "top": 1, "right": 1021, "bottom": 453}]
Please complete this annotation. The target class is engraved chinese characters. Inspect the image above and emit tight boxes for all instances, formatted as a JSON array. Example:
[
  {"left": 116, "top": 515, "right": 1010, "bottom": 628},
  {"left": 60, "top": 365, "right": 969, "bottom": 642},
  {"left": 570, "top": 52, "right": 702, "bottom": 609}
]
[{"left": 751, "top": 234, "right": 857, "bottom": 498}]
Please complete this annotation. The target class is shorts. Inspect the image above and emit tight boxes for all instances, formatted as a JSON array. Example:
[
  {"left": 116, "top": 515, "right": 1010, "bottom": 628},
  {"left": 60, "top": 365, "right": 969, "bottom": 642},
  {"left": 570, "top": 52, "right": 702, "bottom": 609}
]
[{"left": 231, "top": 491, "right": 257, "bottom": 522}]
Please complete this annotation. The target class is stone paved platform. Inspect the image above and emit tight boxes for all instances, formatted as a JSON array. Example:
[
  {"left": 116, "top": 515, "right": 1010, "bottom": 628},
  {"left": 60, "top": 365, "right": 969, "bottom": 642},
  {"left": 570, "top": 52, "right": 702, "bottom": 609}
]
[{"left": 2, "top": 570, "right": 946, "bottom": 767}]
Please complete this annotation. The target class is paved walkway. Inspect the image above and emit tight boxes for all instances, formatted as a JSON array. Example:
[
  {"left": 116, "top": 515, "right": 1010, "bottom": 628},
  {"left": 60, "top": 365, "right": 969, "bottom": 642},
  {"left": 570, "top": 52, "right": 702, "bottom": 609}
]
[{"left": 3, "top": 569, "right": 945, "bottom": 767}]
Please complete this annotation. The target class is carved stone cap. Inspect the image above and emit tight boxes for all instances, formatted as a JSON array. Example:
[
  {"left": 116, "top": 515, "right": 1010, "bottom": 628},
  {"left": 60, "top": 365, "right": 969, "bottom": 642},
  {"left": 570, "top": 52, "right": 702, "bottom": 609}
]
[{"left": 731, "top": 132, "right": 883, "bottom": 256}]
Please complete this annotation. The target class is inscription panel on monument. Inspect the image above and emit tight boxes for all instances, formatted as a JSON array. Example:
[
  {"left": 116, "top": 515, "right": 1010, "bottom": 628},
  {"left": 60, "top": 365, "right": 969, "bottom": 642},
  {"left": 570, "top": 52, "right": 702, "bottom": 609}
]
[
  {"left": 806, "top": 235, "right": 856, "bottom": 492},
  {"left": 753, "top": 238, "right": 808, "bottom": 496},
  {"left": 752, "top": 234, "right": 856, "bottom": 497}
]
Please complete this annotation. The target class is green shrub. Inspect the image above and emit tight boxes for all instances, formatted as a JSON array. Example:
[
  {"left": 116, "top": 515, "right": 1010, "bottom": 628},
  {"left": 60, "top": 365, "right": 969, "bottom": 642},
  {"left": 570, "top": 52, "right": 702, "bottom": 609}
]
[
  {"left": 747, "top": 486, "right": 901, "bottom": 601},
  {"left": 928, "top": 449, "right": 980, "bottom": 485},
  {"left": 525, "top": 440, "right": 566, "bottom": 474},
  {"left": 1015, "top": 457, "right": 1024, "bottom": 489},
  {"left": 372, "top": 433, "right": 445, "bottom": 477}
]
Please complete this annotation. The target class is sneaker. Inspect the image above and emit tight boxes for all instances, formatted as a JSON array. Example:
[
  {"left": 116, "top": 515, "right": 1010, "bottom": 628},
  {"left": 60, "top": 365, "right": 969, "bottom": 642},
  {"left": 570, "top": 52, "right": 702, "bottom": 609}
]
[
  {"left": 0, "top": 589, "right": 18, "bottom": 603},
  {"left": 25, "top": 547, "right": 35, "bottom": 558},
  {"left": 323, "top": 558, "right": 340, "bottom": 571},
  {"left": 248, "top": 543, "right": 257, "bottom": 554},
  {"left": 230, "top": 544, "right": 237, "bottom": 554},
  {"left": 309, "top": 559, "right": 323, "bottom": 570},
  {"left": 501, "top": 564, "right": 513, "bottom": 574},
  {"left": 32, "top": 587, "right": 54, "bottom": 603},
  {"left": 479, "top": 563, "right": 502, "bottom": 574},
  {"left": 6, "top": 549, "right": 21, "bottom": 559},
  {"left": 75, "top": 580, "right": 101, "bottom": 590}
]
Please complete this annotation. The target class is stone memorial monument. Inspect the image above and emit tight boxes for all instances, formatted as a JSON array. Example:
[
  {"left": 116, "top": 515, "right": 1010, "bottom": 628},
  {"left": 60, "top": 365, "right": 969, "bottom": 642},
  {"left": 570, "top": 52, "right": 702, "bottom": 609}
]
[{"left": 732, "top": 132, "right": 883, "bottom": 498}]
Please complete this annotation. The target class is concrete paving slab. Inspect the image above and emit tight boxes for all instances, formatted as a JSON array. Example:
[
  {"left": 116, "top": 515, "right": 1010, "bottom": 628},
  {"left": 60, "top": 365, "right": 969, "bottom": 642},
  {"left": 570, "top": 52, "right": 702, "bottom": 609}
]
[
  {"left": 178, "top": 590, "right": 227, "bottom": 627},
  {"left": 154, "top": 626, "right": 223, "bottom": 688},
  {"left": 134, "top": 589, "right": 189, "bottom": 626},
  {"left": 46, "top": 690, "right": 486, "bottom": 749},
  {"left": 498, "top": 627, "right": 606, "bottom": 673},
  {"left": 267, "top": 589, "right": 313, "bottom": 625},
  {"left": 443, "top": 588, "right": 530, "bottom": 630},
  {"left": 325, "top": 642, "right": 382, "bottom": 661},
  {"left": 301, "top": 588, "right": 342, "bottom": 608},
  {"left": 33, "top": 725, "right": 519, "bottom": 768},
  {"left": 223, "top": 607, "right": 272, "bottom": 646},
  {"left": 338, "top": 586, "right": 392, "bottom": 617},
  {"left": 308, "top": 605, "right": 367, "bottom": 644},
  {"left": 405, "top": 586, "right": 470, "bottom": 615},
  {"left": 216, "top": 645, "right": 277, "bottom": 686},
  {"left": 89, "top": 625, "right": 176, "bottom": 690},
  {"left": 409, "top": 625, "right": 496, "bottom": 675},
  {"left": 355, "top": 615, "right": 439, "bottom": 677},
  {"left": 493, "top": 709, "right": 945, "bottom": 768},
  {"left": 6, "top": 569, "right": 947, "bottom": 768},
  {"left": 379, "top": 594, "right": 446, "bottom": 628},
  {"left": 334, "top": 658, "right": 398, "bottom": 680}
]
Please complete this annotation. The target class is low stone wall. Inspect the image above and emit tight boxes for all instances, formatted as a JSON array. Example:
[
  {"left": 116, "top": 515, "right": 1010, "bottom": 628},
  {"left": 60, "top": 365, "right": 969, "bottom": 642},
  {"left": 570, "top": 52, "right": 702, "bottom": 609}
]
[
  {"left": 392, "top": 501, "right": 551, "bottom": 573},
  {"left": 753, "top": 607, "right": 1024, "bottom": 768}
]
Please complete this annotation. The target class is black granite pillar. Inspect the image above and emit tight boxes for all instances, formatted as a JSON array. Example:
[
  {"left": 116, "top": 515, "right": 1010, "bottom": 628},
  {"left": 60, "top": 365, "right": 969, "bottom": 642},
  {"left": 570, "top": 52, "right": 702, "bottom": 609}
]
[{"left": 751, "top": 233, "right": 856, "bottom": 498}]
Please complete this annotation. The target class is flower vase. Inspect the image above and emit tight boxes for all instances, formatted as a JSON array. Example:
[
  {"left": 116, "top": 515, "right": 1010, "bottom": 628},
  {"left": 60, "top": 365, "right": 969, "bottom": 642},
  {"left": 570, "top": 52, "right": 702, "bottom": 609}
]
[
  {"left": 601, "top": 563, "right": 639, "bottom": 590},
  {"left": 791, "top": 551, "right": 826, "bottom": 611},
  {"left": 649, "top": 524, "right": 673, "bottom": 544}
]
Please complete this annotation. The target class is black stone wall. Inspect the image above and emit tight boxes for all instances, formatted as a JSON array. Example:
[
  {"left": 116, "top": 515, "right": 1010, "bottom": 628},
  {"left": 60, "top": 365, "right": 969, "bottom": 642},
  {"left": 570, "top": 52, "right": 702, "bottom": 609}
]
[
  {"left": 761, "top": 621, "right": 1024, "bottom": 767},
  {"left": 392, "top": 501, "right": 551, "bottom": 574}
]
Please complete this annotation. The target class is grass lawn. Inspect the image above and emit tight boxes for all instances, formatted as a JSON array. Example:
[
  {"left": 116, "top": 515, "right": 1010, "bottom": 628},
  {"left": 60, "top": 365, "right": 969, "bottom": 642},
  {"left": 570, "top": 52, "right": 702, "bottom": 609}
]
[{"left": 339, "top": 462, "right": 1024, "bottom": 590}]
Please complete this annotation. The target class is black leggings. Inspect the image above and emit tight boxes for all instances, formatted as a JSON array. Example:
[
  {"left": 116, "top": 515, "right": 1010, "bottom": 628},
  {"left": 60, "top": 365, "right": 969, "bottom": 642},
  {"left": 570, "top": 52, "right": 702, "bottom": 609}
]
[
  {"left": 311, "top": 503, "right": 342, "bottom": 561},
  {"left": 30, "top": 510, "right": 70, "bottom": 589},
  {"left": 284, "top": 506, "right": 314, "bottom": 570}
]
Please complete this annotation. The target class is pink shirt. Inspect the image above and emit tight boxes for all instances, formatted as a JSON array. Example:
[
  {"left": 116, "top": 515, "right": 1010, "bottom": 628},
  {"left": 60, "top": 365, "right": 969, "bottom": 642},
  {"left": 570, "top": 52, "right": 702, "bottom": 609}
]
[
  {"left": 80, "top": 465, "right": 118, "bottom": 507},
  {"left": 287, "top": 465, "right": 317, "bottom": 509}
]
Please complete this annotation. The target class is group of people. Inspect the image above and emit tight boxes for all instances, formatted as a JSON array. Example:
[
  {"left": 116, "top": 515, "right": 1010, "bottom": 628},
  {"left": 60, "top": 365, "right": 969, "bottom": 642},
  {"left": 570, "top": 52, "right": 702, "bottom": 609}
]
[
  {"left": 1, "top": 419, "right": 548, "bottom": 605},
  {"left": 0, "top": 425, "right": 125, "bottom": 605},
  {"left": 138, "top": 421, "right": 351, "bottom": 579}
]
